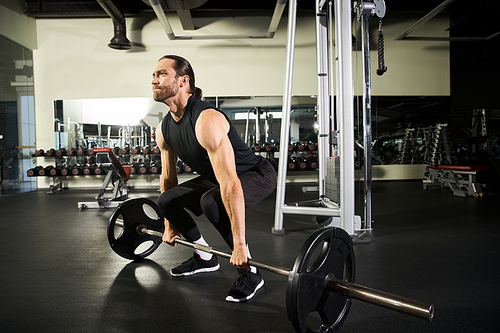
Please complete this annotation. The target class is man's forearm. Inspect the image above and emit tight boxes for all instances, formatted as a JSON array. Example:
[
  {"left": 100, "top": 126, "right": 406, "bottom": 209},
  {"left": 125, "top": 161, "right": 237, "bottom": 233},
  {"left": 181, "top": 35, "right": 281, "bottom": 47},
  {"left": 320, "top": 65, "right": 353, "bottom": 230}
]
[
  {"left": 220, "top": 180, "right": 246, "bottom": 246},
  {"left": 160, "top": 177, "right": 178, "bottom": 193}
]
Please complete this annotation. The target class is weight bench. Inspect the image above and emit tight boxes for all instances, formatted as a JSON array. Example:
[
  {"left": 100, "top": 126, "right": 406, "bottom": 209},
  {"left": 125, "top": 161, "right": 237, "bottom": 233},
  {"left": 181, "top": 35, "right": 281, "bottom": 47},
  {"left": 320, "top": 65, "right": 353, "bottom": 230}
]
[
  {"left": 78, "top": 148, "right": 130, "bottom": 209},
  {"left": 423, "top": 164, "right": 486, "bottom": 198}
]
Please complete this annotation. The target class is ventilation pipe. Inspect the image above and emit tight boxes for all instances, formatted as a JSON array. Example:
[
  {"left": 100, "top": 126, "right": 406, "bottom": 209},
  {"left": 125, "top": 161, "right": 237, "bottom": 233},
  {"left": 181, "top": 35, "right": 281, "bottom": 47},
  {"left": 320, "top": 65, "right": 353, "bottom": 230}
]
[
  {"left": 148, "top": 0, "right": 288, "bottom": 40},
  {"left": 148, "top": 0, "right": 210, "bottom": 39},
  {"left": 267, "top": 0, "right": 287, "bottom": 38},
  {"left": 149, "top": 0, "right": 175, "bottom": 40},
  {"left": 97, "top": 0, "right": 132, "bottom": 50}
]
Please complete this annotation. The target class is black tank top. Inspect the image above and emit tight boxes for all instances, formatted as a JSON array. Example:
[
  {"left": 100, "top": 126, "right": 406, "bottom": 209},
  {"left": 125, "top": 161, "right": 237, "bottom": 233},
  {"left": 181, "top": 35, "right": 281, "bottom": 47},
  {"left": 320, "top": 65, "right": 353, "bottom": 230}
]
[{"left": 161, "top": 96, "right": 266, "bottom": 184}]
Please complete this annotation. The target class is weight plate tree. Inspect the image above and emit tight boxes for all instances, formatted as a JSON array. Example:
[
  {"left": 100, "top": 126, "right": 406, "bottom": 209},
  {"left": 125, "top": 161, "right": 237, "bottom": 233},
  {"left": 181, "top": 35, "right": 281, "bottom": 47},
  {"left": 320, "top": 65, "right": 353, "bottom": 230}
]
[{"left": 107, "top": 198, "right": 434, "bottom": 333}]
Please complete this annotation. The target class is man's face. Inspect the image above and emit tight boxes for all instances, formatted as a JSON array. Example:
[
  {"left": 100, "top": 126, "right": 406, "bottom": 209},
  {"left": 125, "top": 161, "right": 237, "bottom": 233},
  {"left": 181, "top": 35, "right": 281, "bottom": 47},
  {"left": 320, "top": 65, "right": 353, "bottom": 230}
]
[{"left": 152, "top": 59, "right": 180, "bottom": 102}]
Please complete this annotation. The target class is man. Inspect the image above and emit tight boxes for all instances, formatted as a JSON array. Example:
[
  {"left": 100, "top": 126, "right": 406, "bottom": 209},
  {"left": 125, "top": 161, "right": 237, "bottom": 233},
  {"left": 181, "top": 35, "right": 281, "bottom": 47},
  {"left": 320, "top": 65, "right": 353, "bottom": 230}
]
[{"left": 153, "top": 55, "right": 277, "bottom": 302}]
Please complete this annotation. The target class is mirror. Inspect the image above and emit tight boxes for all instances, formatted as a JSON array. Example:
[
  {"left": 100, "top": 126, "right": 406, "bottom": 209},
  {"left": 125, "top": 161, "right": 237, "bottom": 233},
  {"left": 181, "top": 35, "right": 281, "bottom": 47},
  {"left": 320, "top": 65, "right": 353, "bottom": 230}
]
[
  {"left": 52, "top": 95, "right": 319, "bottom": 151},
  {"left": 51, "top": 95, "right": 470, "bottom": 170}
]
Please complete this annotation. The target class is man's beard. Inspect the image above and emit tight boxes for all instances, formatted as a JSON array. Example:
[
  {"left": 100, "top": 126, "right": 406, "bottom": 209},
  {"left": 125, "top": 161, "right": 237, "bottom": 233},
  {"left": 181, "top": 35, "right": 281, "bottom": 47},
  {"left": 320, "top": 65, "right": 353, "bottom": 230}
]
[{"left": 153, "top": 82, "right": 179, "bottom": 102}]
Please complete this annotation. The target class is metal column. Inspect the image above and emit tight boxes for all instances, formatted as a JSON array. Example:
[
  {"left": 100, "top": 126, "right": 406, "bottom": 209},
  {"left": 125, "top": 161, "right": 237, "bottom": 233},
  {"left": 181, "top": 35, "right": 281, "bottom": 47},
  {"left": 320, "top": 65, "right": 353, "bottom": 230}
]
[
  {"left": 272, "top": 0, "right": 297, "bottom": 234},
  {"left": 334, "top": 0, "right": 355, "bottom": 234},
  {"left": 316, "top": 0, "right": 329, "bottom": 198},
  {"left": 360, "top": 3, "right": 374, "bottom": 230}
]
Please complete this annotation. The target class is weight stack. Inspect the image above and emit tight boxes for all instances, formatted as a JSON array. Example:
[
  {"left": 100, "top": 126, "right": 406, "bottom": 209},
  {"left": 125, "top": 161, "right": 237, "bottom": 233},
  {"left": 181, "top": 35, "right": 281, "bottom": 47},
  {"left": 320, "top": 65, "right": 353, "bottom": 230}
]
[{"left": 325, "top": 157, "right": 341, "bottom": 204}]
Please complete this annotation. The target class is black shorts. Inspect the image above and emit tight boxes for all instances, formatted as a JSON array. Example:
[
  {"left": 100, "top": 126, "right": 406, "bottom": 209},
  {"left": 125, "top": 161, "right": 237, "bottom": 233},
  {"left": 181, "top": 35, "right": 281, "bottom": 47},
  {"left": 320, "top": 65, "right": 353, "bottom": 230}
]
[
  {"left": 171, "top": 160, "right": 277, "bottom": 215},
  {"left": 157, "top": 160, "right": 277, "bottom": 245}
]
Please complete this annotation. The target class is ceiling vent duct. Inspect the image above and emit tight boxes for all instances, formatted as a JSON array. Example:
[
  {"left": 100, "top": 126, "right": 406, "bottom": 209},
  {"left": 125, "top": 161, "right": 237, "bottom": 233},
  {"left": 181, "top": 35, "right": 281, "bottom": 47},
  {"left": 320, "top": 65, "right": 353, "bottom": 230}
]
[
  {"left": 97, "top": 0, "right": 132, "bottom": 50},
  {"left": 148, "top": 0, "right": 287, "bottom": 40}
]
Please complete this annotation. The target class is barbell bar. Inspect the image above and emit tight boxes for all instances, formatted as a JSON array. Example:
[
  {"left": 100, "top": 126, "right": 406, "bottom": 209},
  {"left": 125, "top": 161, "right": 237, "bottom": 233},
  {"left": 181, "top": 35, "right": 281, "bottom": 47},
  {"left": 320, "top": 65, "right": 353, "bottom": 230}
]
[
  {"left": 115, "top": 219, "right": 291, "bottom": 276},
  {"left": 114, "top": 218, "right": 433, "bottom": 322},
  {"left": 108, "top": 197, "right": 434, "bottom": 333}
]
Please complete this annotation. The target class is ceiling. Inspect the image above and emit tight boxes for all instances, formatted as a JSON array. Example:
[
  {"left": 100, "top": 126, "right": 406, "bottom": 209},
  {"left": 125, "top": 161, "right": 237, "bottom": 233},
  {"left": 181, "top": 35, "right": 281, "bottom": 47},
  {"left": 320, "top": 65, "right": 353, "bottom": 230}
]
[
  {"left": 23, "top": 0, "right": 311, "bottom": 18},
  {"left": 22, "top": 0, "right": 500, "bottom": 39},
  {"left": 21, "top": 1, "right": 454, "bottom": 18}
]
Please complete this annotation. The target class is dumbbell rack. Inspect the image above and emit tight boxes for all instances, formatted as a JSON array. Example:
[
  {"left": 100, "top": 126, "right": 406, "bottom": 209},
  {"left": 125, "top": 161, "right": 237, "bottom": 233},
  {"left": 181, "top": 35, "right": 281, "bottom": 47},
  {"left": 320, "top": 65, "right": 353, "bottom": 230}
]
[
  {"left": 117, "top": 145, "right": 161, "bottom": 176},
  {"left": 399, "top": 128, "right": 420, "bottom": 164},
  {"left": 29, "top": 146, "right": 165, "bottom": 192},
  {"left": 29, "top": 148, "right": 72, "bottom": 193},
  {"left": 30, "top": 144, "right": 300, "bottom": 196},
  {"left": 30, "top": 148, "right": 102, "bottom": 193},
  {"left": 421, "top": 124, "right": 456, "bottom": 166},
  {"left": 251, "top": 141, "right": 319, "bottom": 173},
  {"left": 286, "top": 142, "right": 319, "bottom": 172}
]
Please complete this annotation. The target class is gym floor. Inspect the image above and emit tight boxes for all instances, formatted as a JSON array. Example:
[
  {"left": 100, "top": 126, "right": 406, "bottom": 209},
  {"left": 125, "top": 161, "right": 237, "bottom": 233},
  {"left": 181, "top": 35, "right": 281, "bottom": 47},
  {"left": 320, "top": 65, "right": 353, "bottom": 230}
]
[{"left": 0, "top": 177, "right": 499, "bottom": 333}]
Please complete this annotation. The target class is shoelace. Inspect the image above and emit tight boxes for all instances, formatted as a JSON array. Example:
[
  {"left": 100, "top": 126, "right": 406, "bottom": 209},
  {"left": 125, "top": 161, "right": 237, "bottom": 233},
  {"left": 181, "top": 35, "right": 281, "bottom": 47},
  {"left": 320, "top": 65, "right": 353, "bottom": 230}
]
[
  {"left": 180, "top": 255, "right": 198, "bottom": 268},
  {"left": 234, "top": 269, "right": 252, "bottom": 287}
]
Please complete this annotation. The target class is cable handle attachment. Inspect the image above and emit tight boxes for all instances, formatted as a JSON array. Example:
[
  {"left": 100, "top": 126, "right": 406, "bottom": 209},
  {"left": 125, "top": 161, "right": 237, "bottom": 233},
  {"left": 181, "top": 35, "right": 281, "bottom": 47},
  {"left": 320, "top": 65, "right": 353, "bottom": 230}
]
[{"left": 377, "top": 19, "right": 388, "bottom": 76}]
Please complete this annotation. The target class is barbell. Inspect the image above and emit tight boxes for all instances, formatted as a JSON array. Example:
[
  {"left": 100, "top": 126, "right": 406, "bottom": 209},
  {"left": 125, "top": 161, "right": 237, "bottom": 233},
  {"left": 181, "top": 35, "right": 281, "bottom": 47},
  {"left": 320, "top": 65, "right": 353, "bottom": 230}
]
[{"left": 107, "top": 197, "right": 434, "bottom": 333}]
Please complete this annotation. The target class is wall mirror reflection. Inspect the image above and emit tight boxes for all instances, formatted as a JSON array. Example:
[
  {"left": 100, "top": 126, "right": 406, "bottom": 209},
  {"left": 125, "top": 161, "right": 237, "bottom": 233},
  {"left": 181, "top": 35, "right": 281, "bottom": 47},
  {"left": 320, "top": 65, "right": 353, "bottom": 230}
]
[
  {"left": 49, "top": 96, "right": 318, "bottom": 178},
  {"left": 45, "top": 94, "right": 497, "bottom": 184}
]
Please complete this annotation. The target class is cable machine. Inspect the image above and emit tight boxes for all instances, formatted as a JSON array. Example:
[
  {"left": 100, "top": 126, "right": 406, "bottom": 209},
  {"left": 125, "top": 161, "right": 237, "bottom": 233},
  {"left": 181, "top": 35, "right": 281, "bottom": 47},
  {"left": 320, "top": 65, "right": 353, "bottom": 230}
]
[
  {"left": 273, "top": 0, "right": 386, "bottom": 236},
  {"left": 355, "top": 0, "right": 387, "bottom": 232}
]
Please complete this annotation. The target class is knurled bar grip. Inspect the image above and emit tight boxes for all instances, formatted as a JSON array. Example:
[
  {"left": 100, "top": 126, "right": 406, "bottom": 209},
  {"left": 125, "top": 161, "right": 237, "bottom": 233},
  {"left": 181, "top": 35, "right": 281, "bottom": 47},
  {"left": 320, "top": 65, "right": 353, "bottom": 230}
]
[{"left": 116, "top": 219, "right": 433, "bottom": 321}]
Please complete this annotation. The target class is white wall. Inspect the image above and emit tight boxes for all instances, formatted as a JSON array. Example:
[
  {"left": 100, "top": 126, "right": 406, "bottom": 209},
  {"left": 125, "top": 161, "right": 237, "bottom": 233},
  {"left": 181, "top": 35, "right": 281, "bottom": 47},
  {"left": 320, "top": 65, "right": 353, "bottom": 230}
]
[
  {"left": 31, "top": 10, "right": 450, "bottom": 188},
  {"left": 355, "top": 13, "right": 450, "bottom": 95}
]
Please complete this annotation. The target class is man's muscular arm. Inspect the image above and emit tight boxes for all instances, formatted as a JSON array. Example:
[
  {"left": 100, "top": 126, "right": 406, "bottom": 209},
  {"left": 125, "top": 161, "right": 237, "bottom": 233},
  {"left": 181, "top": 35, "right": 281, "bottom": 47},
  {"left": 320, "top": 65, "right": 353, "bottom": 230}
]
[
  {"left": 195, "top": 110, "right": 249, "bottom": 268},
  {"left": 156, "top": 123, "right": 181, "bottom": 246}
]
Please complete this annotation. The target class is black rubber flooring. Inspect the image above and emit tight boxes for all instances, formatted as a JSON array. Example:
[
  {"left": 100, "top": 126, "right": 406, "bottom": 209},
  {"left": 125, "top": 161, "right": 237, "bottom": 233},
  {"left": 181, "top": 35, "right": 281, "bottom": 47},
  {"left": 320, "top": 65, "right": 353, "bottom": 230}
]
[{"left": 0, "top": 179, "right": 499, "bottom": 332}]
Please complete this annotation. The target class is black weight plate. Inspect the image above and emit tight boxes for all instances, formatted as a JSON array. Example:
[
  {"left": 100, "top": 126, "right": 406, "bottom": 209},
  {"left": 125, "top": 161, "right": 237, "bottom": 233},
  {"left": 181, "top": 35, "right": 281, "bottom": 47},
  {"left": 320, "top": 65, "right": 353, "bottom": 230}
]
[
  {"left": 108, "top": 197, "right": 164, "bottom": 261},
  {"left": 286, "top": 227, "right": 356, "bottom": 333}
]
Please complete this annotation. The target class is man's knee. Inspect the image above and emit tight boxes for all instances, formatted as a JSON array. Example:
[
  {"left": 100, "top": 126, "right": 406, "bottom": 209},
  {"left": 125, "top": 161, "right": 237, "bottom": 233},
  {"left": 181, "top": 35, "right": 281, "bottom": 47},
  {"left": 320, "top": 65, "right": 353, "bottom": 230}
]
[
  {"left": 200, "top": 188, "right": 223, "bottom": 223},
  {"left": 158, "top": 190, "right": 183, "bottom": 218}
]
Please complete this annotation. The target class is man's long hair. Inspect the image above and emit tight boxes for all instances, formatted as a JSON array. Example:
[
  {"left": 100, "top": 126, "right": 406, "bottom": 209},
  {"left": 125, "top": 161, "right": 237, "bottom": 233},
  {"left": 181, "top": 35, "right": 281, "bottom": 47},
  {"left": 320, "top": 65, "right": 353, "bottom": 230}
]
[{"left": 158, "top": 55, "right": 203, "bottom": 99}]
